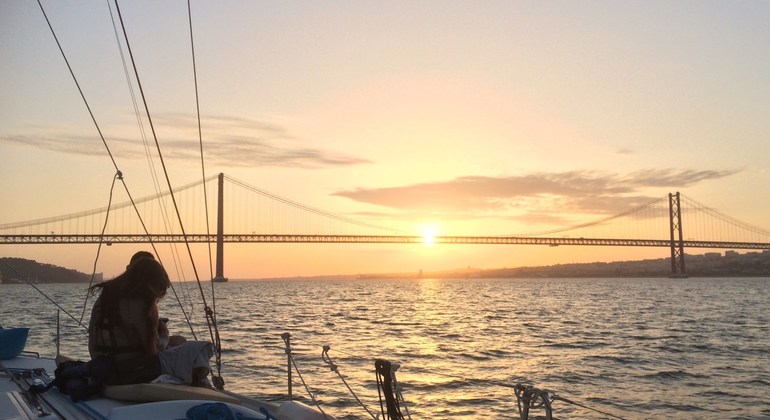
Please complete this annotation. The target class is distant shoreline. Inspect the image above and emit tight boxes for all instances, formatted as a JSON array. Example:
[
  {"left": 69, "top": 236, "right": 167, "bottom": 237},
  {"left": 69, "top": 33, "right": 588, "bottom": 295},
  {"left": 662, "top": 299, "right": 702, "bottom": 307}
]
[
  {"left": 3, "top": 250, "right": 768, "bottom": 284},
  {"left": 250, "top": 250, "right": 770, "bottom": 281}
]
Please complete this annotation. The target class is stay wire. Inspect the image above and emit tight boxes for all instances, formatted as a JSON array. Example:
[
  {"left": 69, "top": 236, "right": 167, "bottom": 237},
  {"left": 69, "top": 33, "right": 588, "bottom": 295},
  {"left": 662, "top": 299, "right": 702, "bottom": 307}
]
[
  {"left": 106, "top": 0, "right": 198, "bottom": 329},
  {"left": 0, "top": 259, "right": 86, "bottom": 331},
  {"left": 105, "top": 0, "right": 199, "bottom": 341},
  {"left": 186, "top": 0, "right": 215, "bottom": 283},
  {"left": 186, "top": 0, "right": 222, "bottom": 382},
  {"left": 113, "top": 0, "right": 218, "bottom": 372},
  {"left": 36, "top": 0, "right": 117, "bottom": 171},
  {"left": 37, "top": 0, "right": 197, "bottom": 341}
]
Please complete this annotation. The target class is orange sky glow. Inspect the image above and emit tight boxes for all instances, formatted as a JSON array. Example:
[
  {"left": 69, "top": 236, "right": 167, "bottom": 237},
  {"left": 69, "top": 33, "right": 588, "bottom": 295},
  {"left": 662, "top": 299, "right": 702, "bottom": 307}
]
[{"left": 2, "top": 1, "right": 770, "bottom": 280}]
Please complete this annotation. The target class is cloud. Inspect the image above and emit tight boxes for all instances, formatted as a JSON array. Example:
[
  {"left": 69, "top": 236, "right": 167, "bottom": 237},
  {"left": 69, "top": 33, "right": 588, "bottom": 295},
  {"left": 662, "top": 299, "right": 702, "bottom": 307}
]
[
  {"left": 622, "top": 168, "right": 731, "bottom": 187},
  {"left": 2, "top": 133, "right": 110, "bottom": 157},
  {"left": 1, "top": 113, "right": 370, "bottom": 169},
  {"left": 333, "top": 169, "right": 738, "bottom": 217}
]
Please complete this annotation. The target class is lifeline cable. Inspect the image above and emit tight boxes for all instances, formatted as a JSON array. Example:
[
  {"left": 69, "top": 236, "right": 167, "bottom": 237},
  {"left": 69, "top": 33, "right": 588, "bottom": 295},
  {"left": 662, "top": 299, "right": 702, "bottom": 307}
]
[
  {"left": 401, "top": 365, "right": 628, "bottom": 419},
  {"left": 551, "top": 394, "right": 626, "bottom": 420},
  {"left": 508, "top": 382, "right": 626, "bottom": 420},
  {"left": 321, "top": 345, "right": 379, "bottom": 420},
  {"left": 281, "top": 335, "right": 333, "bottom": 419}
]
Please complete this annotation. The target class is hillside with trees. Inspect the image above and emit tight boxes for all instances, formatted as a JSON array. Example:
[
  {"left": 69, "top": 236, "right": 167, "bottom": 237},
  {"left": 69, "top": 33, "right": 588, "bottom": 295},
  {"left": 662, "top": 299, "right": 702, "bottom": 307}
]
[{"left": 0, "top": 257, "right": 99, "bottom": 284}]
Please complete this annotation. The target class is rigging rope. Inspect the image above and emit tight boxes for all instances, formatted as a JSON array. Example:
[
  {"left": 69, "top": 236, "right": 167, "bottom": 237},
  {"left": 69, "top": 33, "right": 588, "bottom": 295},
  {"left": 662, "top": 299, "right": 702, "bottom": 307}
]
[
  {"left": 36, "top": 0, "right": 198, "bottom": 343},
  {"left": 393, "top": 363, "right": 628, "bottom": 419},
  {"left": 35, "top": 0, "right": 118, "bottom": 172},
  {"left": 36, "top": 0, "right": 216, "bottom": 384},
  {"left": 508, "top": 382, "right": 626, "bottom": 420},
  {"left": 552, "top": 394, "right": 626, "bottom": 420},
  {"left": 185, "top": 0, "right": 222, "bottom": 386},
  {"left": 374, "top": 359, "right": 411, "bottom": 420},
  {"left": 112, "top": 0, "right": 223, "bottom": 388},
  {"left": 513, "top": 384, "right": 553, "bottom": 420},
  {"left": 0, "top": 260, "right": 86, "bottom": 331},
  {"left": 79, "top": 171, "right": 121, "bottom": 325},
  {"left": 107, "top": 0, "right": 199, "bottom": 337},
  {"left": 321, "top": 345, "right": 379, "bottom": 420},
  {"left": 186, "top": 0, "right": 216, "bottom": 283}
]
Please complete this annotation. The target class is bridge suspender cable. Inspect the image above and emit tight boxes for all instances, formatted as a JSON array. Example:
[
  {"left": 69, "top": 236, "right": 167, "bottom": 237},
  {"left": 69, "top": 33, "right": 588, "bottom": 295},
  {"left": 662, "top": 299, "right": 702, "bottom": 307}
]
[{"left": 516, "top": 196, "right": 668, "bottom": 237}]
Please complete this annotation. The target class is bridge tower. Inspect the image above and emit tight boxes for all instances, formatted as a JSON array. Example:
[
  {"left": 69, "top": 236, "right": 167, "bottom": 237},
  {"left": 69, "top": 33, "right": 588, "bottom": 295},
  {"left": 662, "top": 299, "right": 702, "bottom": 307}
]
[
  {"left": 668, "top": 192, "right": 686, "bottom": 277},
  {"left": 213, "top": 173, "right": 228, "bottom": 282}
]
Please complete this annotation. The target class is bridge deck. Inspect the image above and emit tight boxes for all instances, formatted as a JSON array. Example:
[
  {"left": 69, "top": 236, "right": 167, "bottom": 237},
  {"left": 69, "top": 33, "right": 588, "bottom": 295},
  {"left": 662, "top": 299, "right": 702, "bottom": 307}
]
[{"left": 2, "top": 234, "right": 769, "bottom": 250}]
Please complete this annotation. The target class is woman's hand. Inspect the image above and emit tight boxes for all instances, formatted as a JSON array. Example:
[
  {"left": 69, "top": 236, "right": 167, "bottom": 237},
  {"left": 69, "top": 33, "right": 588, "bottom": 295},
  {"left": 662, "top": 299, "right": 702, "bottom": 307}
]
[{"left": 157, "top": 318, "right": 170, "bottom": 351}]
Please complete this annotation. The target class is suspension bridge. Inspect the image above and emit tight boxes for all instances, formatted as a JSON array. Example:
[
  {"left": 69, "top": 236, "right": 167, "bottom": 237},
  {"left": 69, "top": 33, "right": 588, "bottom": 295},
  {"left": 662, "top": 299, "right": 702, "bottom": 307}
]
[{"left": 2, "top": 173, "right": 770, "bottom": 277}]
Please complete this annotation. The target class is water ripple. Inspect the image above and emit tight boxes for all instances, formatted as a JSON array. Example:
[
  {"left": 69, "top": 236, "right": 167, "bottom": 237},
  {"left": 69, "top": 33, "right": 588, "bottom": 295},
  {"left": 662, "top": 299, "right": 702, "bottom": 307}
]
[{"left": 3, "top": 277, "right": 768, "bottom": 419}]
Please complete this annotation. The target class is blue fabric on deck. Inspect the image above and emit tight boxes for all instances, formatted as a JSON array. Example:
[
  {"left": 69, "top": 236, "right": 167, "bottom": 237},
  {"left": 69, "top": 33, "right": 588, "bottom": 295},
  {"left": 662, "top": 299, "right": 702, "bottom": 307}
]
[
  {"left": 0, "top": 327, "right": 29, "bottom": 360},
  {"left": 185, "top": 402, "right": 264, "bottom": 420}
]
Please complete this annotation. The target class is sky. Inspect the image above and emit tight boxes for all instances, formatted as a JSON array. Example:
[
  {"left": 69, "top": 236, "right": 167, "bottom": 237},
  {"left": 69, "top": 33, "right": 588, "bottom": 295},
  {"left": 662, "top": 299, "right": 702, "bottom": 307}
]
[{"left": 1, "top": 0, "right": 769, "bottom": 280}]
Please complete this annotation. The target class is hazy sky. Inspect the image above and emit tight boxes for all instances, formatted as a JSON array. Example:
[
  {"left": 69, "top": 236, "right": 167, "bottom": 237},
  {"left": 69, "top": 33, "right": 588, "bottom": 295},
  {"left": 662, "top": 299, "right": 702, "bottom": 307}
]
[{"left": 1, "top": 1, "right": 769, "bottom": 279}]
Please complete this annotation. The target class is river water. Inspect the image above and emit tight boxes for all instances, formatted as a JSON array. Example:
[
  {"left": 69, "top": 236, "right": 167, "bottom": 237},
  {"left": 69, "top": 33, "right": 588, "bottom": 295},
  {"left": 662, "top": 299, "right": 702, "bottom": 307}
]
[{"left": 2, "top": 277, "right": 768, "bottom": 419}]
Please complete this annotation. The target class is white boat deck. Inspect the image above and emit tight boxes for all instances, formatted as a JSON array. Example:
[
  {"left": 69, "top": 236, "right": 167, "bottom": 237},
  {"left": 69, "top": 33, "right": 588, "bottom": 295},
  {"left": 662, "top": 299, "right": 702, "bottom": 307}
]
[{"left": 0, "top": 353, "right": 326, "bottom": 420}]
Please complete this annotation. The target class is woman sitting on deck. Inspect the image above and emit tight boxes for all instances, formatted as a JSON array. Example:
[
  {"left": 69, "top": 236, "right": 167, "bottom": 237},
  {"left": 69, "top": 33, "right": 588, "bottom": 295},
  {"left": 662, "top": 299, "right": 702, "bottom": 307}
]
[{"left": 87, "top": 252, "right": 212, "bottom": 386}]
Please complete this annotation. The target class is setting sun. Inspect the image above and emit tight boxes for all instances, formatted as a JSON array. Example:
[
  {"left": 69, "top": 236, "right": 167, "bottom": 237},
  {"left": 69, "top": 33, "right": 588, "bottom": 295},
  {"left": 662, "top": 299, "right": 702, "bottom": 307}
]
[{"left": 420, "top": 224, "right": 439, "bottom": 246}]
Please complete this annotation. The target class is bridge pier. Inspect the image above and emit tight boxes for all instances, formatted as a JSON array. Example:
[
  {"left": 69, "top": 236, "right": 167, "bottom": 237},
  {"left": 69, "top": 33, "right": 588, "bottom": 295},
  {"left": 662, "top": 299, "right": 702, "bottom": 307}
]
[
  {"left": 668, "top": 192, "right": 687, "bottom": 278},
  {"left": 213, "top": 173, "right": 228, "bottom": 282}
]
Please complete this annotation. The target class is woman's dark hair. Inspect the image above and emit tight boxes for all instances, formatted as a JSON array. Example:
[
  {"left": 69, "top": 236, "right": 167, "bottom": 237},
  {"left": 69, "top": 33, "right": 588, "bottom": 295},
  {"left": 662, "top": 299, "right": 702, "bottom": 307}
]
[
  {"left": 129, "top": 251, "right": 155, "bottom": 266},
  {"left": 89, "top": 257, "right": 171, "bottom": 308}
]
